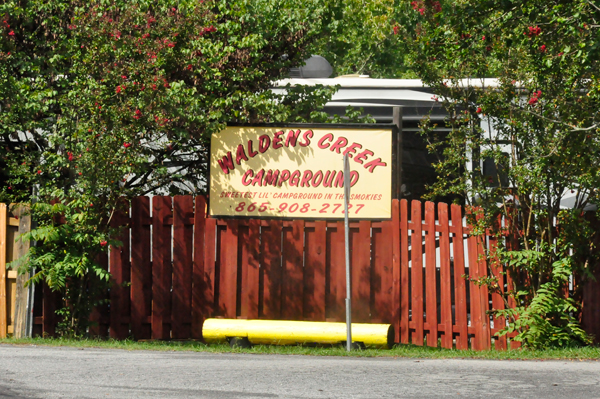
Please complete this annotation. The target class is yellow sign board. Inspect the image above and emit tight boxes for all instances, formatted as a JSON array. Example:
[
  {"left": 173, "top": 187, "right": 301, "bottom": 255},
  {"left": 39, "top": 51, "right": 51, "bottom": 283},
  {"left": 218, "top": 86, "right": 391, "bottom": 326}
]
[{"left": 210, "top": 126, "right": 392, "bottom": 218}]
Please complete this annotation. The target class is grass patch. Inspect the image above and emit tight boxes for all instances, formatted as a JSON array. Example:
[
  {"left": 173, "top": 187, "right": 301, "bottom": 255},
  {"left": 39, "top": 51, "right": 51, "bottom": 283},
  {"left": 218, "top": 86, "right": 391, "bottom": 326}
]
[{"left": 1, "top": 337, "right": 599, "bottom": 360}]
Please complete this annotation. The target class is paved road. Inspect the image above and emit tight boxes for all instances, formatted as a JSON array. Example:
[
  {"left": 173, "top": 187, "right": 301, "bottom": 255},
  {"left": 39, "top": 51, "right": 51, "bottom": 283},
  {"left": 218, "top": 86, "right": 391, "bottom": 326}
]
[{"left": 1, "top": 345, "right": 599, "bottom": 399}]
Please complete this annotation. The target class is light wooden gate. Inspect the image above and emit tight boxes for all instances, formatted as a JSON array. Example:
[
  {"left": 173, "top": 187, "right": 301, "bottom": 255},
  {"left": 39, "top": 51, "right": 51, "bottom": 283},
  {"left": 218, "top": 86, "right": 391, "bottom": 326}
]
[{"left": 0, "top": 204, "right": 30, "bottom": 338}]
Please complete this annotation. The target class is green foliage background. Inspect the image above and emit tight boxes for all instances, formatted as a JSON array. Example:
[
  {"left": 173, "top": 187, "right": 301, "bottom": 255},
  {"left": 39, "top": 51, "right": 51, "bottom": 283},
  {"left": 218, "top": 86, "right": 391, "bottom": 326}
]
[
  {"left": 399, "top": 0, "right": 600, "bottom": 347},
  {"left": 0, "top": 0, "right": 351, "bottom": 335}
]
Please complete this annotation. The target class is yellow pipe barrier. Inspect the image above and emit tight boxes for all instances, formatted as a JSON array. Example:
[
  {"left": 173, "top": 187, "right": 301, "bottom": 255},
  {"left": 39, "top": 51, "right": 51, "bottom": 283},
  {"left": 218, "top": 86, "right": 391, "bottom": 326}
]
[{"left": 202, "top": 319, "right": 393, "bottom": 348}]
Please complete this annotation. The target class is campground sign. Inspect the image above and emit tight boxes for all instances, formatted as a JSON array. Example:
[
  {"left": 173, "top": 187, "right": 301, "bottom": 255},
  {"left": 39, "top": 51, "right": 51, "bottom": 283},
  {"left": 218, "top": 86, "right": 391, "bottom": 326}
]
[{"left": 210, "top": 125, "right": 393, "bottom": 218}]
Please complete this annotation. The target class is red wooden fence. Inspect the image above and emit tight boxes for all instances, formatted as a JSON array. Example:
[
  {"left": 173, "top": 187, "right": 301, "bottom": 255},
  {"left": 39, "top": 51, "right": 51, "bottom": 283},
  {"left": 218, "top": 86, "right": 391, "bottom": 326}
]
[{"left": 38, "top": 195, "right": 576, "bottom": 349}]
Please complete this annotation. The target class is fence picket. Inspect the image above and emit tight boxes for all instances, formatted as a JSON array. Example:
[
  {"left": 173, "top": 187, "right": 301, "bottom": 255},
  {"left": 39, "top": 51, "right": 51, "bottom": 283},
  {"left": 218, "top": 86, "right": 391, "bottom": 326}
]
[
  {"left": 489, "top": 215, "right": 507, "bottom": 350},
  {"left": 109, "top": 205, "right": 130, "bottom": 340},
  {"left": 151, "top": 196, "right": 172, "bottom": 339},
  {"left": 438, "top": 203, "right": 453, "bottom": 349},
  {"left": 172, "top": 196, "right": 194, "bottom": 338},
  {"left": 424, "top": 201, "right": 438, "bottom": 347},
  {"left": 327, "top": 222, "right": 346, "bottom": 321},
  {"left": 262, "top": 220, "right": 282, "bottom": 319},
  {"left": 282, "top": 220, "right": 304, "bottom": 320},
  {"left": 131, "top": 196, "right": 151, "bottom": 340},
  {"left": 352, "top": 220, "right": 371, "bottom": 323},
  {"left": 304, "top": 221, "right": 326, "bottom": 321},
  {"left": 219, "top": 220, "right": 239, "bottom": 319},
  {"left": 400, "top": 199, "right": 409, "bottom": 344},
  {"left": 410, "top": 200, "right": 424, "bottom": 346},
  {"left": 392, "top": 200, "right": 401, "bottom": 343},
  {"left": 192, "top": 196, "right": 207, "bottom": 339},
  {"left": 451, "top": 204, "right": 468, "bottom": 350},
  {"left": 203, "top": 217, "right": 217, "bottom": 320}
]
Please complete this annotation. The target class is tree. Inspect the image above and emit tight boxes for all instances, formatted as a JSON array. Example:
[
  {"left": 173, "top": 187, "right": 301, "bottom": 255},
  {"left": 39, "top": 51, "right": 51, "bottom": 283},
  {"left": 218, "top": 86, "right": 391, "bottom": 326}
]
[
  {"left": 309, "top": 0, "right": 416, "bottom": 78},
  {"left": 400, "top": 0, "right": 600, "bottom": 347},
  {"left": 0, "top": 0, "right": 339, "bottom": 336}
]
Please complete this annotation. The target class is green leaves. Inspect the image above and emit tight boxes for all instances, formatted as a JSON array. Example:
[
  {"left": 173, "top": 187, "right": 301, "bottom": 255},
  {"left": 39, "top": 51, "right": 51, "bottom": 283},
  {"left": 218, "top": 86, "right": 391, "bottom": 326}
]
[
  {"left": 404, "top": 0, "right": 600, "bottom": 348},
  {"left": 1, "top": 0, "right": 339, "bottom": 336}
]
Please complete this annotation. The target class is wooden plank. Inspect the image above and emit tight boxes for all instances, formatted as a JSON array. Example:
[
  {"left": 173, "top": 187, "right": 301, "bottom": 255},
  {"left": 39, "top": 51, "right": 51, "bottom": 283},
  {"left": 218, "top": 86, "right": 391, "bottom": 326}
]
[
  {"left": 327, "top": 221, "right": 346, "bottom": 321},
  {"left": 451, "top": 204, "right": 468, "bottom": 350},
  {"left": 192, "top": 196, "right": 207, "bottom": 339},
  {"left": 109, "top": 205, "right": 130, "bottom": 340},
  {"left": 304, "top": 221, "right": 326, "bottom": 321},
  {"left": 261, "top": 220, "right": 282, "bottom": 319},
  {"left": 400, "top": 199, "right": 409, "bottom": 344},
  {"left": 282, "top": 220, "right": 304, "bottom": 320},
  {"left": 410, "top": 200, "right": 424, "bottom": 346},
  {"left": 424, "top": 201, "right": 438, "bottom": 347},
  {"left": 130, "top": 196, "right": 152, "bottom": 340},
  {"left": 151, "top": 196, "right": 172, "bottom": 340},
  {"left": 89, "top": 252, "right": 109, "bottom": 337},
  {"left": 203, "top": 217, "right": 217, "bottom": 320},
  {"left": 352, "top": 220, "right": 371, "bottom": 323},
  {"left": 391, "top": 200, "right": 401, "bottom": 343},
  {"left": 467, "top": 235, "right": 482, "bottom": 351},
  {"left": 42, "top": 283, "right": 57, "bottom": 337},
  {"left": 12, "top": 206, "right": 31, "bottom": 338},
  {"left": 243, "top": 219, "right": 260, "bottom": 320},
  {"left": 438, "top": 203, "right": 453, "bottom": 349},
  {"left": 172, "top": 196, "right": 194, "bottom": 338},
  {"left": 238, "top": 223, "right": 250, "bottom": 319},
  {"left": 489, "top": 215, "right": 507, "bottom": 350},
  {"left": 505, "top": 214, "right": 521, "bottom": 350},
  {"left": 219, "top": 220, "right": 239, "bottom": 319},
  {"left": 476, "top": 217, "right": 491, "bottom": 350},
  {"left": 0, "top": 203, "right": 8, "bottom": 338},
  {"left": 381, "top": 221, "right": 394, "bottom": 324}
]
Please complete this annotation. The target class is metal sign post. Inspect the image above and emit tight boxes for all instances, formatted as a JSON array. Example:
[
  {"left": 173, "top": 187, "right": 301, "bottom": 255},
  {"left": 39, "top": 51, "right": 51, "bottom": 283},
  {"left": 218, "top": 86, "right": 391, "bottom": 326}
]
[{"left": 343, "top": 154, "right": 352, "bottom": 351}]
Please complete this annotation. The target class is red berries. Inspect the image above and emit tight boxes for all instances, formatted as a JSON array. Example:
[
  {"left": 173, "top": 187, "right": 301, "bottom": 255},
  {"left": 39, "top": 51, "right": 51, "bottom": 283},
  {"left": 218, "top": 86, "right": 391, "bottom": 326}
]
[
  {"left": 528, "top": 90, "right": 542, "bottom": 105},
  {"left": 526, "top": 26, "right": 542, "bottom": 37},
  {"left": 123, "top": 142, "right": 132, "bottom": 148},
  {"left": 8, "top": 30, "right": 14, "bottom": 36},
  {"left": 100, "top": 241, "right": 108, "bottom": 247},
  {"left": 476, "top": 107, "right": 482, "bottom": 114},
  {"left": 133, "top": 109, "right": 142, "bottom": 119}
]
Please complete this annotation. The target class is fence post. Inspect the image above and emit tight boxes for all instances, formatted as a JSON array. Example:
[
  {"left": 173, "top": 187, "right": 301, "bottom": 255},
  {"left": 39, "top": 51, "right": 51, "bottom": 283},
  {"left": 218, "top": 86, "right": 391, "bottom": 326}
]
[
  {"left": 0, "top": 204, "right": 7, "bottom": 338},
  {"left": 13, "top": 205, "right": 31, "bottom": 338}
]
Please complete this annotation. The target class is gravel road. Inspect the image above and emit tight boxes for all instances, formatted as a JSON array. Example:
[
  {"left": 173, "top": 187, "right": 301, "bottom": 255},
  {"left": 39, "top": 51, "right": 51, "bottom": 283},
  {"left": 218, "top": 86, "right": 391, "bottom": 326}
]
[{"left": 1, "top": 344, "right": 599, "bottom": 399}]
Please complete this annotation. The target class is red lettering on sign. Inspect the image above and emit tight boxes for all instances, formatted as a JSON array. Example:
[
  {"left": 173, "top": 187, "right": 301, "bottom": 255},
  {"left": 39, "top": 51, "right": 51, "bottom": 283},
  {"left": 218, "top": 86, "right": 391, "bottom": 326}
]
[
  {"left": 365, "top": 157, "right": 387, "bottom": 173},
  {"left": 251, "top": 169, "right": 265, "bottom": 186},
  {"left": 279, "top": 170, "right": 291, "bottom": 186},
  {"left": 264, "top": 169, "right": 279, "bottom": 186},
  {"left": 218, "top": 152, "right": 235, "bottom": 174},
  {"left": 311, "top": 170, "right": 323, "bottom": 187},
  {"left": 300, "top": 130, "right": 313, "bottom": 147},
  {"left": 343, "top": 142, "right": 363, "bottom": 158},
  {"left": 323, "top": 170, "right": 336, "bottom": 187},
  {"left": 330, "top": 136, "right": 348, "bottom": 154},
  {"left": 235, "top": 144, "right": 249, "bottom": 165},
  {"left": 241, "top": 170, "right": 253, "bottom": 186},
  {"left": 300, "top": 170, "right": 313, "bottom": 187},
  {"left": 247, "top": 140, "right": 258, "bottom": 157},
  {"left": 318, "top": 133, "right": 333, "bottom": 149},
  {"left": 355, "top": 149, "right": 374, "bottom": 164},
  {"left": 285, "top": 130, "right": 301, "bottom": 147},
  {"left": 258, "top": 135, "right": 271, "bottom": 153},
  {"left": 273, "top": 130, "right": 284, "bottom": 149},
  {"left": 290, "top": 170, "right": 301, "bottom": 186}
]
